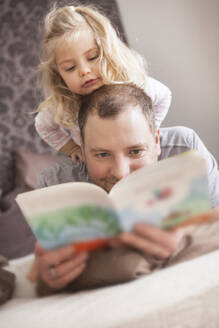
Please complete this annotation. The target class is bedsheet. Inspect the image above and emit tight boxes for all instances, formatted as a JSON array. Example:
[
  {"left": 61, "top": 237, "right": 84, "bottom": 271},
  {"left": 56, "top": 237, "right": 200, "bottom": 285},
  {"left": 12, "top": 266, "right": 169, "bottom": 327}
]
[{"left": 0, "top": 249, "right": 219, "bottom": 328}]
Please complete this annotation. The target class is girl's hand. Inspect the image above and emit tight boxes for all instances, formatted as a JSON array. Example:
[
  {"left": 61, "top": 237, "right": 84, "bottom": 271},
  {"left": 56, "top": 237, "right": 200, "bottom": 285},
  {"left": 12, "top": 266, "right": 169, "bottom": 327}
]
[
  {"left": 35, "top": 242, "right": 89, "bottom": 290},
  {"left": 71, "top": 145, "right": 82, "bottom": 164}
]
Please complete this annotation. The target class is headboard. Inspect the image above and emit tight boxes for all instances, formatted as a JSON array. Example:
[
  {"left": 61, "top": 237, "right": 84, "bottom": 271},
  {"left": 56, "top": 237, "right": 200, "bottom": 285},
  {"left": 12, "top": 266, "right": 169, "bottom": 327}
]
[{"left": 0, "top": 0, "right": 127, "bottom": 155}]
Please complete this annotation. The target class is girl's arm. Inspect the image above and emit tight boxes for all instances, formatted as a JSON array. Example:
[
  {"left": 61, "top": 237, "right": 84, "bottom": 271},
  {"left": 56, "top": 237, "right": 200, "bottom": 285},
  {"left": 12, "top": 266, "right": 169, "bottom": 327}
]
[
  {"left": 146, "top": 77, "right": 172, "bottom": 127},
  {"left": 59, "top": 140, "right": 82, "bottom": 163},
  {"left": 35, "top": 110, "right": 81, "bottom": 162}
]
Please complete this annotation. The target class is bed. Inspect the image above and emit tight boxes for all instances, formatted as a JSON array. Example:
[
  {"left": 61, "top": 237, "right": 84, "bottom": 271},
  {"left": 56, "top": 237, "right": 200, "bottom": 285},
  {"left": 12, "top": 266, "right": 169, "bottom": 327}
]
[
  {"left": 1, "top": 248, "right": 219, "bottom": 328},
  {"left": 1, "top": 148, "right": 219, "bottom": 327},
  {"left": 1, "top": 0, "right": 219, "bottom": 324}
]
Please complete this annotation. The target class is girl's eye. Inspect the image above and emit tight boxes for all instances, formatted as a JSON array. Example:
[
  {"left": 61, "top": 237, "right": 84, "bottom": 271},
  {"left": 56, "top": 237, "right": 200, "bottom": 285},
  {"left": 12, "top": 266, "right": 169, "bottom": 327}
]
[
  {"left": 65, "top": 65, "right": 76, "bottom": 72},
  {"left": 88, "top": 55, "right": 99, "bottom": 61}
]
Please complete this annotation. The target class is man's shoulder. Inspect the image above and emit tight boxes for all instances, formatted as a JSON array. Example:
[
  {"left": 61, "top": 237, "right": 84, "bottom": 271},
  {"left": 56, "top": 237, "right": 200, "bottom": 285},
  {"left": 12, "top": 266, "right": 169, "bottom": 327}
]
[
  {"left": 160, "top": 126, "right": 219, "bottom": 207},
  {"left": 159, "top": 126, "right": 198, "bottom": 159},
  {"left": 37, "top": 157, "right": 88, "bottom": 188}
]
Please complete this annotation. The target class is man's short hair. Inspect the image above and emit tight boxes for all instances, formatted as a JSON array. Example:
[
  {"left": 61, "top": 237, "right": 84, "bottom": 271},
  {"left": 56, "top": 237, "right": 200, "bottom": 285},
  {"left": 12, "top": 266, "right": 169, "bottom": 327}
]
[{"left": 78, "top": 83, "right": 155, "bottom": 142}]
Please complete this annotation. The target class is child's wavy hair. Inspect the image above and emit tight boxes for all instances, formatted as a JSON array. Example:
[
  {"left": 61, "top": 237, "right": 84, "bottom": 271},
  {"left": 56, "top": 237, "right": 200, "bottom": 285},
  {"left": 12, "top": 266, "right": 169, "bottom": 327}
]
[{"left": 37, "top": 3, "right": 148, "bottom": 128}]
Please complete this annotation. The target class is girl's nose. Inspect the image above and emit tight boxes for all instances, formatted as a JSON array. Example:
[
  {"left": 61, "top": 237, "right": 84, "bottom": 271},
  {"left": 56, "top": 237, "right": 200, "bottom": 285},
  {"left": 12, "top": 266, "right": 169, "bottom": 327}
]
[{"left": 79, "top": 64, "right": 91, "bottom": 77}]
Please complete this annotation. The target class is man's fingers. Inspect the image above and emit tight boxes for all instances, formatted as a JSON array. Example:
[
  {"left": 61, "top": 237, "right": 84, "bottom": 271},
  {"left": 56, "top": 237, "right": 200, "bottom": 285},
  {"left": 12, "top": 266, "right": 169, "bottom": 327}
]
[
  {"left": 117, "top": 223, "right": 185, "bottom": 259},
  {"left": 47, "top": 262, "right": 87, "bottom": 290},
  {"left": 119, "top": 232, "right": 171, "bottom": 259},
  {"left": 40, "top": 244, "right": 75, "bottom": 270},
  {"left": 47, "top": 252, "right": 89, "bottom": 281},
  {"left": 35, "top": 242, "right": 47, "bottom": 256},
  {"left": 36, "top": 242, "right": 90, "bottom": 290},
  {"left": 108, "top": 238, "right": 123, "bottom": 248},
  {"left": 133, "top": 223, "right": 183, "bottom": 253}
]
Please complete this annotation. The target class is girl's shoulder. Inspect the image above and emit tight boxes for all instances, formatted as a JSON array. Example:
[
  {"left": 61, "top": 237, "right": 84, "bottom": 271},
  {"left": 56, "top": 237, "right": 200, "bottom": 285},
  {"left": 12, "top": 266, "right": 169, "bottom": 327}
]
[
  {"left": 145, "top": 76, "right": 170, "bottom": 93},
  {"left": 145, "top": 76, "right": 171, "bottom": 102},
  {"left": 35, "top": 102, "right": 58, "bottom": 129},
  {"left": 36, "top": 100, "right": 57, "bottom": 117}
]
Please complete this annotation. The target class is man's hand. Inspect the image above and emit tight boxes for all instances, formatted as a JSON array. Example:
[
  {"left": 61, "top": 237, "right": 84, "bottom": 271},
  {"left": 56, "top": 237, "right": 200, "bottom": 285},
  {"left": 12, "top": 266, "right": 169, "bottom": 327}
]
[
  {"left": 35, "top": 242, "right": 89, "bottom": 290},
  {"left": 111, "top": 223, "right": 184, "bottom": 259}
]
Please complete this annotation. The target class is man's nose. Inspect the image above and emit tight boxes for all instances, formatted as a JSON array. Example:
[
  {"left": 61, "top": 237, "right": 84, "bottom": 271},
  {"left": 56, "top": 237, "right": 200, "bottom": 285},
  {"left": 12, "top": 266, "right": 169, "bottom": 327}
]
[{"left": 110, "top": 157, "right": 131, "bottom": 181}]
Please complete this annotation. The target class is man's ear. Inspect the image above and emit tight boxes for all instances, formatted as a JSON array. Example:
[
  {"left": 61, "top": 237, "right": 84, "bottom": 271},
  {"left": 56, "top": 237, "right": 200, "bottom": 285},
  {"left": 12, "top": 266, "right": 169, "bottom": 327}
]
[{"left": 155, "top": 129, "right": 161, "bottom": 156}]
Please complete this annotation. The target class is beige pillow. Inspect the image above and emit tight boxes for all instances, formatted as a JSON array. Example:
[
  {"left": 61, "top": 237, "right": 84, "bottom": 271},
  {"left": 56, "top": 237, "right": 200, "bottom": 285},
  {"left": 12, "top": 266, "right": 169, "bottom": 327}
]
[{"left": 15, "top": 148, "right": 60, "bottom": 189}]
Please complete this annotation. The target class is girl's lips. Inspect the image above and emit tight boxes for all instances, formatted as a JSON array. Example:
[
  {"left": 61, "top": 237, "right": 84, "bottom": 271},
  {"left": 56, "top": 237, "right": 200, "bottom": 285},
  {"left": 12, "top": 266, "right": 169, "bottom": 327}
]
[{"left": 82, "top": 78, "right": 99, "bottom": 88}]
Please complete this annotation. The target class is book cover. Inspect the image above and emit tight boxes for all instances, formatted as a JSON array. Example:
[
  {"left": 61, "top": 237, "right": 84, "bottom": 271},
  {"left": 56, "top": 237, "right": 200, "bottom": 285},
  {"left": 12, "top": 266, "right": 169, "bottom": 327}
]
[{"left": 16, "top": 151, "right": 211, "bottom": 250}]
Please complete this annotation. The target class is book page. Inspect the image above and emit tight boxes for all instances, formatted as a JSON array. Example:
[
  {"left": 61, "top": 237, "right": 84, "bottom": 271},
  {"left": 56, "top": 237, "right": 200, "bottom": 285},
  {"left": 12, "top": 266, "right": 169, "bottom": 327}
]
[
  {"left": 16, "top": 182, "right": 121, "bottom": 249},
  {"left": 109, "top": 151, "right": 211, "bottom": 231}
]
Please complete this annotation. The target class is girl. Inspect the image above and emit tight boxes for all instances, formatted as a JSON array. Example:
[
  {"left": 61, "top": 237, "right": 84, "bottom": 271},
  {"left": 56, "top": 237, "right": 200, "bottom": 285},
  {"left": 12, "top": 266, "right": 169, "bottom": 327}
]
[{"left": 35, "top": 4, "right": 172, "bottom": 163}]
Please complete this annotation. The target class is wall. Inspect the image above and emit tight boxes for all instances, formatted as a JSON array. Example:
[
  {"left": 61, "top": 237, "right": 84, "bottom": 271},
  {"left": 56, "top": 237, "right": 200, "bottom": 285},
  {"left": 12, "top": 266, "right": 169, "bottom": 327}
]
[{"left": 117, "top": 0, "right": 219, "bottom": 159}]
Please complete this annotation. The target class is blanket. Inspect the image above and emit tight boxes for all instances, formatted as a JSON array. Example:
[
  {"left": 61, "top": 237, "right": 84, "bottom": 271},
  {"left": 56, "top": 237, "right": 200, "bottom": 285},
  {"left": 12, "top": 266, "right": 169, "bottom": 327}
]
[
  {"left": 1, "top": 220, "right": 219, "bottom": 327},
  {"left": 1, "top": 249, "right": 219, "bottom": 328}
]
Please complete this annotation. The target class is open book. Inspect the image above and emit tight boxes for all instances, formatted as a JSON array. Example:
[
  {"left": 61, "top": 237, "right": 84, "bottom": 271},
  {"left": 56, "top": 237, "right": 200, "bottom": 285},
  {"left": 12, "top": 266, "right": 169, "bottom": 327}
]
[{"left": 16, "top": 151, "right": 211, "bottom": 251}]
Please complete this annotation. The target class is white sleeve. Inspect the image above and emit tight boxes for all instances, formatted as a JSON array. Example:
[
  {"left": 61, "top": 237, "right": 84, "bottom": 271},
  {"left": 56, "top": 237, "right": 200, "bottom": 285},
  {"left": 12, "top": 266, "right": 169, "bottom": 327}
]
[
  {"left": 35, "top": 109, "right": 72, "bottom": 151},
  {"left": 145, "top": 77, "right": 172, "bottom": 127}
]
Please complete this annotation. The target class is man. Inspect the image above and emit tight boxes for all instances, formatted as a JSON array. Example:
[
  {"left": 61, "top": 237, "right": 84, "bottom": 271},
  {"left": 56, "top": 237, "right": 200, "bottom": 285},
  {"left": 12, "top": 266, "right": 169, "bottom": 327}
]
[{"left": 35, "top": 84, "right": 219, "bottom": 291}]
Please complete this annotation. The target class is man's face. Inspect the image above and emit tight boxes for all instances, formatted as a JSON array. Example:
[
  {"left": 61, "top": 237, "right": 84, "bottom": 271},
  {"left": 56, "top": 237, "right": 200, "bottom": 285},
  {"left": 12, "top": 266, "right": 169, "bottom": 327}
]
[{"left": 81, "top": 105, "right": 161, "bottom": 192}]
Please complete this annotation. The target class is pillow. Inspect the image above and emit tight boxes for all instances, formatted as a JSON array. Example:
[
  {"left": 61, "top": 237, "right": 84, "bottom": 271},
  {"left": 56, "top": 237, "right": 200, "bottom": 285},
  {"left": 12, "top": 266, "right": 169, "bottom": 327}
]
[
  {"left": 0, "top": 148, "right": 15, "bottom": 198},
  {"left": 15, "top": 148, "right": 61, "bottom": 189},
  {"left": 0, "top": 186, "right": 36, "bottom": 260}
]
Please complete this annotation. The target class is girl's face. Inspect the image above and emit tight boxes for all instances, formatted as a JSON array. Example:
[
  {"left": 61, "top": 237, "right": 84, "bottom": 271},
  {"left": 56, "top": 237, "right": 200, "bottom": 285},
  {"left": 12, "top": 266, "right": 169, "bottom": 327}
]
[{"left": 55, "top": 27, "right": 103, "bottom": 95}]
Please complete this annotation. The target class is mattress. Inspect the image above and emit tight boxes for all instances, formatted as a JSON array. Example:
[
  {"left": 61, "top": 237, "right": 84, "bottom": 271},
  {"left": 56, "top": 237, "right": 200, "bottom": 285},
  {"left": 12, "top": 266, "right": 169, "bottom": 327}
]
[{"left": 1, "top": 248, "right": 219, "bottom": 328}]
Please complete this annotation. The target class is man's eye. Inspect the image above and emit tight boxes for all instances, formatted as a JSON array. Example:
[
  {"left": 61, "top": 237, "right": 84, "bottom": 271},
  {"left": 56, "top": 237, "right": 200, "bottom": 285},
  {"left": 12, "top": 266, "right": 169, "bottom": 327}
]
[
  {"left": 95, "top": 153, "right": 110, "bottom": 158},
  {"left": 129, "top": 149, "right": 144, "bottom": 157},
  {"left": 65, "top": 65, "right": 76, "bottom": 72}
]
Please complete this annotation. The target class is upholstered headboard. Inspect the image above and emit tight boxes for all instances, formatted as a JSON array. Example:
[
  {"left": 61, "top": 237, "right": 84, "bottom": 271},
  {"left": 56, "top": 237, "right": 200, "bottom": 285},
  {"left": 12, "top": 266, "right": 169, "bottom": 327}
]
[
  {"left": 0, "top": 0, "right": 127, "bottom": 155},
  {"left": 0, "top": 0, "right": 128, "bottom": 260}
]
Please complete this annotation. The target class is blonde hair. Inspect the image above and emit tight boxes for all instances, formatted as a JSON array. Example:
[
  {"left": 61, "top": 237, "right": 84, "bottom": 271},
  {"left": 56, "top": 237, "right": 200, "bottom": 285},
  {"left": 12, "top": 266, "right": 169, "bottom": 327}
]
[{"left": 37, "top": 3, "right": 148, "bottom": 128}]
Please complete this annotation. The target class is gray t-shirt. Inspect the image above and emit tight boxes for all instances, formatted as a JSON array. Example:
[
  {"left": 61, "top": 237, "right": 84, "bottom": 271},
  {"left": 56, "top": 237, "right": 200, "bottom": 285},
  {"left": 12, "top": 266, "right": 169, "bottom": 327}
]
[{"left": 38, "top": 126, "right": 219, "bottom": 207}]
